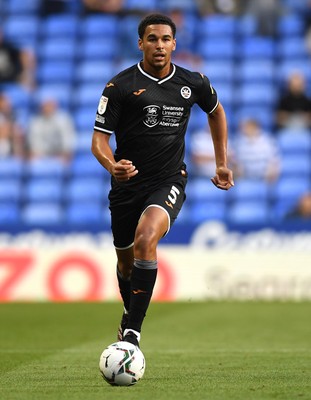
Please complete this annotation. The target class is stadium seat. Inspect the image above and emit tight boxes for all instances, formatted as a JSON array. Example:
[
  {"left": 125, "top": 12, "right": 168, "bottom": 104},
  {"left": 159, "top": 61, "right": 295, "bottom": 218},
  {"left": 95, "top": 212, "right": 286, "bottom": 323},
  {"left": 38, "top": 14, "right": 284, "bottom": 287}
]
[
  {"left": 73, "top": 84, "right": 102, "bottom": 109},
  {"left": 3, "top": 84, "right": 33, "bottom": 110},
  {"left": 0, "top": 179, "right": 22, "bottom": 203},
  {"left": 3, "top": 16, "right": 39, "bottom": 45},
  {"left": 70, "top": 154, "right": 105, "bottom": 177},
  {"left": 25, "top": 158, "right": 68, "bottom": 179},
  {"left": 229, "top": 179, "right": 270, "bottom": 202},
  {"left": 24, "top": 178, "right": 63, "bottom": 203},
  {"left": 42, "top": 15, "right": 79, "bottom": 38},
  {"left": 277, "top": 129, "right": 311, "bottom": 155},
  {"left": 39, "top": 38, "right": 77, "bottom": 61},
  {"left": 237, "top": 15, "right": 258, "bottom": 37},
  {"left": 197, "top": 38, "right": 236, "bottom": 60},
  {"left": 66, "top": 178, "right": 106, "bottom": 202},
  {"left": 0, "top": 158, "right": 24, "bottom": 179},
  {"left": 79, "top": 38, "right": 119, "bottom": 61},
  {"left": 277, "top": 15, "right": 305, "bottom": 36},
  {"left": 277, "top": 59, "right": 311, "bottom": 83},
  {"left": 66, "top": 201, "right": 110, "bottom": 224},
  {"left": 80, "top": 15, "right": 119, "bottom": 38},
  {"left": 199, "top": 15, "right": 237, "bottom": 37},
  {"left": 237, "top": 60, "right": 275, "bottom": 83},
  {"left": 202, "top": 61, "right": 235, "bottom": 83},
  {"left": 280, "top": 155, "right": 311, "bottom": 178},
  {"left": 35, "top": 84, "right": 72, "bottom": 109},
  {"left": 278, "top": 37, "right": 308, "bottom": 60},
  {"left": 37, "top": 61, "right": 75, "bottom": 84},
  {"left": 0, "top": 203, "right": 20, "bottom": 223},
  {"left": 228, "top": 200, "right": 270, "bottom": 224},
  {"left": 74, "top": 107, "right": 96, "bottom": 132},
  {"left": 273, "top": 177, "right": 310, "bottom": 203},
  {"left": 75, "top": 61, "right": 115, "bottom": 84},
  {"left": 22, "top": 202, "right": 63, "bottom": 225},
  {"left": 239, "top": 84, "right": 276, "bottom": 107},
  {"left": 239, "top": 37, "right": 276, "bottom": 60},
  {"left": 123, "top": 0, "right": 158, "bottom": 10},
  {"left": 2, "top": 0, "right": 40, "bottom": 15},
  {"left": 190, "top": 201, "right": 226, "bottom": 223},
  {"left": 233, "top": 106, "right": 275, "bottom": 131},
  {"left": 186, "top": 178, "right": 228, "bottom": 203}
]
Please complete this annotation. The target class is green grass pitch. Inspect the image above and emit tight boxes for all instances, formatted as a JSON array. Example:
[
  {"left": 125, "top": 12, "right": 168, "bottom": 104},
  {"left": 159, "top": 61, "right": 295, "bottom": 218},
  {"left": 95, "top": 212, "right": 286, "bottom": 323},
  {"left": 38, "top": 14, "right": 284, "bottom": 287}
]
[{"left": 0, "top": 301, "right": 310, "bottom": 400}]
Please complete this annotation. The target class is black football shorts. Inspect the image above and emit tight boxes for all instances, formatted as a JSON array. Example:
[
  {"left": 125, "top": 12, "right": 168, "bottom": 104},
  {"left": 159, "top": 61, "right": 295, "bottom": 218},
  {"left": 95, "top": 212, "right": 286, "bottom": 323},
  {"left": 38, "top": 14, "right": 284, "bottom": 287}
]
[{"left": 108, "top": 172, "right": 187, "bottom": 249}]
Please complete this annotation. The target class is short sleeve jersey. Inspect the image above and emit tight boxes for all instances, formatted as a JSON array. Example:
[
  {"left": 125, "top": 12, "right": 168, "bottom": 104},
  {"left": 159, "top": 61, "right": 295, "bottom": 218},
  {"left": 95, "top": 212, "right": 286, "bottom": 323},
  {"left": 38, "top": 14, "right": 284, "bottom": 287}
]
[{"left": 94, "top": 62, "right": 218, "bottom": 191}]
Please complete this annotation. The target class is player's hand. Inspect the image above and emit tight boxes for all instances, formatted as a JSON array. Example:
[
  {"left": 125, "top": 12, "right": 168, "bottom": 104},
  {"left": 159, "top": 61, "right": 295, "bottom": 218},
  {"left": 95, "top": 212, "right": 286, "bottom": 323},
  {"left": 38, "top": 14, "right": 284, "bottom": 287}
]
[
  {"left": 111, "top": 159, "right": 138, "bottom": 182},
  {"left": 211, "top": 166, "right": 234, "bottom": 190}
]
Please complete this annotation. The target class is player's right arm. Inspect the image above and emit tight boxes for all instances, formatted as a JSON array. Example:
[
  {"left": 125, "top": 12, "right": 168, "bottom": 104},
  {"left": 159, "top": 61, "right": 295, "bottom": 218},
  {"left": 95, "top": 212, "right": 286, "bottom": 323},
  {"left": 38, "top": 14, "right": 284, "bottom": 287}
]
[{"left": 91, "top": 131, "right": 138, "bottom": 182}]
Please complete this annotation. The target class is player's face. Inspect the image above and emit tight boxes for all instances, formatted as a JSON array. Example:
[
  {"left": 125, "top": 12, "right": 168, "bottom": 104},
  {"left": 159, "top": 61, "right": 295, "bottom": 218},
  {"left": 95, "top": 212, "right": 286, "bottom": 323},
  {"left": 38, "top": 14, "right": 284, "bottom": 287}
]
[{"left": 138, "top": 24, "right": 176, "bottom": 77}]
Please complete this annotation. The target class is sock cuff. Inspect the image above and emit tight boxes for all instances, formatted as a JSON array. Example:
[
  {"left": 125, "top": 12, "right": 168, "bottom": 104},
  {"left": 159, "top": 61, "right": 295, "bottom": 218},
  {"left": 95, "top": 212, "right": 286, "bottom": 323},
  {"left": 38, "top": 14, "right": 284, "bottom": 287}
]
[
  {"left": 124, "top": 329, "right": 141, "bottom": 342},
  {"left": 134, "top": 258, "right": 158, "bottom": 270}
]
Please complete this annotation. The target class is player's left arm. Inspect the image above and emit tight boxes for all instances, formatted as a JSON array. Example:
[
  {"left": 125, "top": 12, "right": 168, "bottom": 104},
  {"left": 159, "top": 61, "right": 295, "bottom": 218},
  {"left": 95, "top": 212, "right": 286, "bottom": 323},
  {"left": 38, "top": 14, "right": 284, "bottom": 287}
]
[{"left": 208, "top": 102, "right": 234, "bottom": 190}]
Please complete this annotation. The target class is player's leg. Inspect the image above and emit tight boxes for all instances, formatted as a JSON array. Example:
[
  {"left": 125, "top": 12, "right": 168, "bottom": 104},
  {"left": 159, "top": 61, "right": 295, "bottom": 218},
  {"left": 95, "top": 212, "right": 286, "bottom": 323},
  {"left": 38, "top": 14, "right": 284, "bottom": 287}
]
[
  {"left": 123, "top": 206, "right": 168, "bottom": 345},
  {"left": 115, "top": 245, "right": 134, "bottom": 340}
]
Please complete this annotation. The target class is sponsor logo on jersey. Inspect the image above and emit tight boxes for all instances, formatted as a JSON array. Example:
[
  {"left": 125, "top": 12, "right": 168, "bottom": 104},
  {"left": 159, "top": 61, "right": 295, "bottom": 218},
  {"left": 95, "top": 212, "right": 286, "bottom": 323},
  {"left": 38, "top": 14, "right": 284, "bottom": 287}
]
[
  {"left": 96, "top": 115, "right": 105, "bottom": 124},
  {"left": 97, "top": 96, "right": 108, "bottom": 115},
  {"left": 133, "top": 89, "right": 146, "bottom": 96},
  {"left": 180, "top": 86, "right": 191, "bottom": 99},
  {"left": 143, "top": 105, "right": 161, "bottom": 127}
]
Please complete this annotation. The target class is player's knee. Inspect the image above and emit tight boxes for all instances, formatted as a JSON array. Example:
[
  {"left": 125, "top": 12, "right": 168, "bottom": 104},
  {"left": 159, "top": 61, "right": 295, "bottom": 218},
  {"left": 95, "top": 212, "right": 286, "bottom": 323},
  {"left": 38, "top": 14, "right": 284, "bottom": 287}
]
[{"left": 134, "top": 228, "right": 158, "bottom": 258}]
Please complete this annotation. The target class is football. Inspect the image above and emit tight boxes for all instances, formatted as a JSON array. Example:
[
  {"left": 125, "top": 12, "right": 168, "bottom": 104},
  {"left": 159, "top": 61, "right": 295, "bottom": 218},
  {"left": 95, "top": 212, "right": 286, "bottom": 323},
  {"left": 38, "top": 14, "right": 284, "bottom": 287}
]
[{"left": 99, "top": 341, "right": 146, "bottom": 386}]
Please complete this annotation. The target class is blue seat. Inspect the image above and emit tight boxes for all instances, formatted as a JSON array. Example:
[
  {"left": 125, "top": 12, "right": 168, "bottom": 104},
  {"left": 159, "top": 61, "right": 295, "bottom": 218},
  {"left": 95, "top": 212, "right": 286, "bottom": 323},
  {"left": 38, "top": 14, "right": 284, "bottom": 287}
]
[
  {"left": 233, "top": 106, "right": 275, "bottom": 131},
  {"left": 2, "top": 0, "right": 40, "bottom": 14},
  {"left": 0, "top": 179, "right": 22, "bottom": 202},
  {"left": 79, "top": 38, "right": 118, "bottom": 60},
  {"left": 228, "top": 200, "right": 270, "bottom": 224},
  {"left": 237, "top": 60, "right": 275, "bottom": 83},
  {"left": 74, "top": 107, "right": 96, "bottom": 132},
  {"left": 197, "top": 38, "right": 235, "bottom": 60},
  {"left": 229, "top": 179, "right": 270, "bottom": 201},
  {"left": 190, "top": 201, "right": 226, "bottom": 223},
  {"left": 237, "top": 15, "right": 258, "bottom": 37},
  {"left": 22, "top": 202, "right": 63, "bottom": 225},
  {"left": 75, "top": 61, "right": 115, "bottom": 84},
  {"left": 186, "top": 178, "right": 228, "bottom": 203},
  {"left": 273, "top": 178, "right": 310, "bottom": 203},
  {"left": 0, "top": 203, "right": 20, "bottom": 223},
  {"left": 39, "top": 38, "right": 77, "bottom": 61},
  {"left": 73, "top": 84, "right": 102, "bottom": 108},
  {"left": 3, "top": 84, "right": 33, "bottom": 110},
  {"left": 37, "top": 61, "right": 75, "bottom": 84},
  {"left": 277, "top": 59, "right": 311, "bottom": 83},
  {"left": 80, "top": 15, "right": 119, "bottom": 37},
  {"left": 280, "top": 155, "right": 311, "bottom": 178},
  {"left": 24, "top": 178, "right": 63, "bottom": 202},
  {"left": 66, "top": 201, "right": 109, "bottom": 224},
  {"left": 277, "top": 129, "right": 311, "bottom": 155},
  {"left": 199, "top": 15, "right": 237, "bottom": 37},
  {"left": 123, "top": 0, "right": 158, "bottom": 10},
  {"left": 202, "top": 61, "right": 234, "bottom": 83},
  {"left": 239, "top": 84, "right": 276, "bottom": 107},
  {"left": 42, "top": 15, "right": 79, "bottom": 38},
  {"left": 278, "top": 37, "right": 308, "bottom": 59},
  {"left": 26, "top": 158, "right": 68, "bottom": 179},
  {"left": 0, "top": 158, "right": 24, "bottom": 179},
  {"left": 3, "top": 16, "right": 39, "bottom": 45},
  {"left": 277, "top": 15, "right": 305, "bottom": 36},
  {"left": 66, "top": 178, "right": 106, "bottom": 202},
  {"left": 70, "top": 154, "right": 105, "bottom": 177},
  {"left": 239, "top": 37, "right": 276, "bottom": 59}
]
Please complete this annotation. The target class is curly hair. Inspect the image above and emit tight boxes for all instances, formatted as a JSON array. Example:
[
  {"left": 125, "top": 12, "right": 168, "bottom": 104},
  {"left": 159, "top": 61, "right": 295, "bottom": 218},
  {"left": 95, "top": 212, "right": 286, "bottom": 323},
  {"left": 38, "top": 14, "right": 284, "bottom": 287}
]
[{"left": 138, "top": 13, "right": 176, "bottom": 39}]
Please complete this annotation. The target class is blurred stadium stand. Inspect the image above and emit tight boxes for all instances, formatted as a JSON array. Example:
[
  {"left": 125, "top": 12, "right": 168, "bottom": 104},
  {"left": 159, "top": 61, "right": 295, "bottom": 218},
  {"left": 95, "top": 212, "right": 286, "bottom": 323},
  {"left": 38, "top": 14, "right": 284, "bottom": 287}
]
[{"left": 0, "top": 0, "right": 311, "bottom": 231}]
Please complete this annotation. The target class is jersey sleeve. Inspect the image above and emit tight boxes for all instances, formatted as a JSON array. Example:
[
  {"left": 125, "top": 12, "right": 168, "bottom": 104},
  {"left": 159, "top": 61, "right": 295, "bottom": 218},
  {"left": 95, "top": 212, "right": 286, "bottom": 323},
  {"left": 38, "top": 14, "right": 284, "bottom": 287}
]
[
  {"left": 94, "top": 81, "right": 122, "bottom": 135},
  {"left": 196, "top": 74, "right": 219, "bottom": 114}
]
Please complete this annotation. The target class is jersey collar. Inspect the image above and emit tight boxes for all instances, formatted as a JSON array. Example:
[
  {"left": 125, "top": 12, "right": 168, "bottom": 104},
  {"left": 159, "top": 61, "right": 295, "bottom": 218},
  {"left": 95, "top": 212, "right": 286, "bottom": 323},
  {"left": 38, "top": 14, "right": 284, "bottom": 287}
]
[{"left": 137, "top": 62, "right": 176, "bottom": 84}]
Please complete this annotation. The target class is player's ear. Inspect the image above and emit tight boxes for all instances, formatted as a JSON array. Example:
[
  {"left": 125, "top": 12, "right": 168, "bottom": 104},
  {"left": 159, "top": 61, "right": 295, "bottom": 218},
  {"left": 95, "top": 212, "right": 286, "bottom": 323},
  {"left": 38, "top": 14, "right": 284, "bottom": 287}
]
[
  {"left": 172, "top": 38, "right": 176, "bottom": 51},
  {"left": 138, "top": 38, "right": 143, "bottom": 51}
]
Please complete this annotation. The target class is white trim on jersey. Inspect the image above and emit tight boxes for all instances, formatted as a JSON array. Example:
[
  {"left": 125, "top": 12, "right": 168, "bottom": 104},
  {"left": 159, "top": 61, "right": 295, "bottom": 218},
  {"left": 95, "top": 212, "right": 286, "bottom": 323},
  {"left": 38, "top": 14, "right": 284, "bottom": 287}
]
[
  {"left": 208, "top": 100, "right": 219, "bottom": 114},
  {"left": 94, "top": 126, "right": 113, "bottom": 134},
  {"left": 137, "top": 62, "right": 176, "bottom": 84}
]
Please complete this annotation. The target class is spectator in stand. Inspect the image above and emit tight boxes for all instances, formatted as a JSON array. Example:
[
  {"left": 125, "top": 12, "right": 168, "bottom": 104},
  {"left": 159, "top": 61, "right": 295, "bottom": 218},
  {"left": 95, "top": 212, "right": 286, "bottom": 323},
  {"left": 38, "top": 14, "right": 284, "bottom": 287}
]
[
  {"left": 27, "top": 97, "right": 76, "bottom": 163},
  {"left": 232, "top": 118, "right": 280, "bottom": 182},
  {"left": 82, "top": 0, "right": 124, "bottom": 14},
  {"left": 0, "top": 29, "right": 36, "bottom": 90},
  {"left": 276, "top": 72, "right": 311, "bottom": 130},
  {"left": 0, "top": 92, "right": 25, "bottom": 158}
]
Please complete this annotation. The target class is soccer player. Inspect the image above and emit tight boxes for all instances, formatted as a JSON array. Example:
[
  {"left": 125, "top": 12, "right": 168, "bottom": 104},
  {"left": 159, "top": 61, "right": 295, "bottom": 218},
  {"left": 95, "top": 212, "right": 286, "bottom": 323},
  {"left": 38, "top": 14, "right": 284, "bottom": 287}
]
[{"left": 91, "top": 13, "right": 234, "bottom": 347}]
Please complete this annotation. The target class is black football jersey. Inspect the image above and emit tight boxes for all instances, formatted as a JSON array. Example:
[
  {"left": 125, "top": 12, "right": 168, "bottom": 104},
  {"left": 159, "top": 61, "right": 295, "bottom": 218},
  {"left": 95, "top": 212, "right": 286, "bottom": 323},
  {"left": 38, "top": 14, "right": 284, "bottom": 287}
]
[{"left": 94, "top": 62, "right": 218, "bottom": 190}]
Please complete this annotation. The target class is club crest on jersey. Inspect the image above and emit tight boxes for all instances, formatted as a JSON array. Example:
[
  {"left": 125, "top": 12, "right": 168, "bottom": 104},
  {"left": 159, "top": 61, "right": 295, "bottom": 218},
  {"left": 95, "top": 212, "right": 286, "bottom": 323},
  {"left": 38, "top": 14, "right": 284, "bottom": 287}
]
[
  {"left": 143, "top": 105, "right": 161, "bottom": 127},
  {"left": 180, "top": 86, "right": 191, "bottom": 99},
  {"left": 97, "top": 96, "right": 108, "bottom": 115}
]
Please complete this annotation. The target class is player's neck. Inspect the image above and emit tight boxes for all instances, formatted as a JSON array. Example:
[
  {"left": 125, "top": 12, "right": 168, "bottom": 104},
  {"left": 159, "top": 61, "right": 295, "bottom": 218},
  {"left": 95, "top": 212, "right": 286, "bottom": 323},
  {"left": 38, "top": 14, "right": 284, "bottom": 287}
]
[{"left": 140, "top": 61, "right": 173, "bottom": 79}]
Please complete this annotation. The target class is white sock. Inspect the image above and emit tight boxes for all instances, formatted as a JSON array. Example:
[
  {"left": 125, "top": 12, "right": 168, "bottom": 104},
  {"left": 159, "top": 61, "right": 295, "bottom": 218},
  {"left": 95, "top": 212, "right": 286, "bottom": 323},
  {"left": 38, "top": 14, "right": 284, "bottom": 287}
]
[{"left": 124, "top": 328, "right": 141, "bottom": 342}]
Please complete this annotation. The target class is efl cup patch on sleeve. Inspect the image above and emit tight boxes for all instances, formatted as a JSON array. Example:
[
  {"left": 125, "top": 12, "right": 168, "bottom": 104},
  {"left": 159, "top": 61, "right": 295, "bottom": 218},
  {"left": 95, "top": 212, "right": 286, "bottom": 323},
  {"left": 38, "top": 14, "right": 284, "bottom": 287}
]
[{"left": 98, "top": 96, "right": 109, "bottom": 115}]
